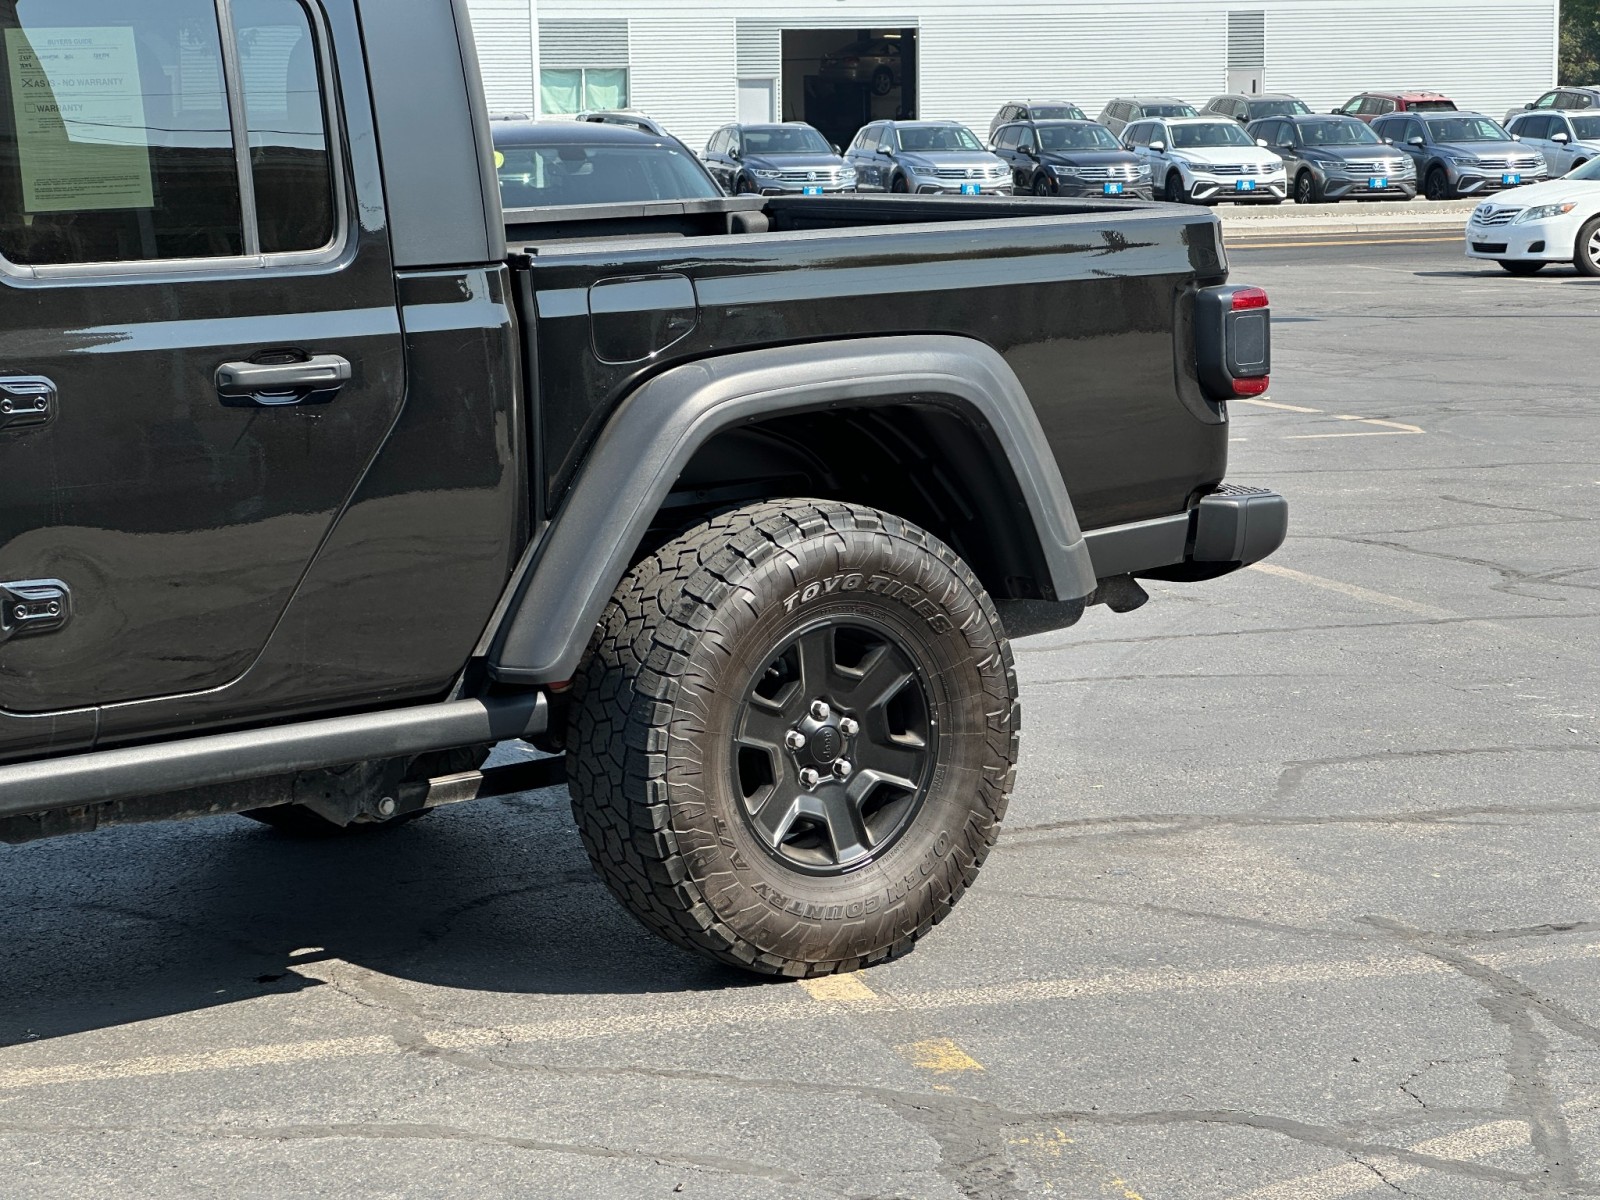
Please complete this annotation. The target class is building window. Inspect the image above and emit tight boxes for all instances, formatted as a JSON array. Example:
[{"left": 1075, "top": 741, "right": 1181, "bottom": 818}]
[{"left": 540, "top": 67, "right": 628, "bottom": 115}]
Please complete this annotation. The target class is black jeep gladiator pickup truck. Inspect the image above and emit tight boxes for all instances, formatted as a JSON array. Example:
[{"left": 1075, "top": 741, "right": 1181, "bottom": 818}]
[{"left": 0, "top": 0, "right": 1286, "bottom": 977}]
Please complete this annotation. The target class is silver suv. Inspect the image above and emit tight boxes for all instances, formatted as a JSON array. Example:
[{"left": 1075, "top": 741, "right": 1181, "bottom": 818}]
[
  {"left": 844, "top": 120, "right": 1012, "bottom": 195},
  {"left": 1372, "top": 111, "right": 1547, "bottom": 200},
  {"left": 1098, "top": 96, "right": 1198, "bottom": 136}
]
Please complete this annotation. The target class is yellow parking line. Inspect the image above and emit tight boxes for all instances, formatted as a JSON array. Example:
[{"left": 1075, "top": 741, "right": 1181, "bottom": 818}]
[
  {"left": 1249, "top": 563, "right": 1456, "bottom": 619},
  {"left": 896, "top": 1037, "right": 984, "bottom": 1074},
  {"left": 798, "top": 974, "right": 880, "bottom": 1003},
  {"left": 1230, "top": 235, "right": 1460, "bottom": 249}
]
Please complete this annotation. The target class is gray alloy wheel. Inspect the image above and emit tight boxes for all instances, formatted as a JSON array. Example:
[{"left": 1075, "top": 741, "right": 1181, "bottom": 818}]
[
  {"left": 1424, "top": 166, "right": 1451, "bottom": 201},
  {"left": 1294, "top": 171, "right": 1320, "bottom": 205},
  {"left": 1575, "top": 215, "right": 1600, "bottom": 277}
]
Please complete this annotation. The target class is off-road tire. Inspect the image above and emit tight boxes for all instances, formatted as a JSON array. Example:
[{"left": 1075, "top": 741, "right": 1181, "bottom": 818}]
[
  {"left": 1498, "top": 259, "right": 1546, "bottom": 275},
  {"left": 566, "top": 500, "right": 1020, "bottom": 978},
  {"left": 1575, "top": 215, "right": 1600, "bottom": 277}
]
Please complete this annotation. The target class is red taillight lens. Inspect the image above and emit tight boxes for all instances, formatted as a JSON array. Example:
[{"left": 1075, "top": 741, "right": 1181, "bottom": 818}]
[
  {"left": 1232, "top": 287, "right": 1269, "bottom": 311},
  {"left": 1232, "top": 376, "right": 1270, "bottom": 397}
]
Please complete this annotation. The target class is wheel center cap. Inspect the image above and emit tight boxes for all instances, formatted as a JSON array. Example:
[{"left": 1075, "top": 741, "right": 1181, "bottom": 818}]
[{"left": 809, "top": 725, "right": 841, "bottom": 765}]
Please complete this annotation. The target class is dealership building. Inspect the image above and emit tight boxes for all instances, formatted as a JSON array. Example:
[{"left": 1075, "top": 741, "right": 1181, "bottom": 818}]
[{"left": 462, "top": 0, "right": 1558, "bottom": 154}]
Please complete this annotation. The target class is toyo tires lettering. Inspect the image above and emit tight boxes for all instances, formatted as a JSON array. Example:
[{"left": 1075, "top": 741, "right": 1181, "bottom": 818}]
[{"left": 782, "top": 572, "right": 953, "bottom": 633}]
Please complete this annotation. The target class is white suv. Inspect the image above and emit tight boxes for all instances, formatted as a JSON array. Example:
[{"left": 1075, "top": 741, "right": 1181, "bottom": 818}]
[{"left": 1124, "top": 117, "right": 1287, "bottom": 204}]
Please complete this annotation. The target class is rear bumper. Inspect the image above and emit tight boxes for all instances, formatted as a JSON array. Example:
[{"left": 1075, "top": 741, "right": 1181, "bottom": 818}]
[
  {"left": 1086, "top": 484, "right": 1289, "bottom": 583},
  {"left": 997, "top": 485, "right": 1288, "bottom": 638}
]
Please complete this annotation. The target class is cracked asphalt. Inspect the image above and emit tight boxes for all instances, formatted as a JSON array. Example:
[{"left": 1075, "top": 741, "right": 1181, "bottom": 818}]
[{"left": 3, "top": 230, "right": 1599, "bottom": 1198}]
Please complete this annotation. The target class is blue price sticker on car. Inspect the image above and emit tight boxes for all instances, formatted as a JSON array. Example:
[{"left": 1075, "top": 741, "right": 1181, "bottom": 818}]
[
  {"left": 1502, "top": 173, "right": 1521, "bottom": 185},
  {"left": 960, "top": 183, "right": 981, "bottom": 195},
  {"left": 1236, "top": 179, "right": 1256, "bottom": 192},
  {"left": 1368, "top": 176, "right": 1388, "bottom": 189},
  {"left": 802, "top": 185, "right": 824, "bottom": 196},
  {"left": 1102, "top": 182, "right": 1123, "bottom": 195}
]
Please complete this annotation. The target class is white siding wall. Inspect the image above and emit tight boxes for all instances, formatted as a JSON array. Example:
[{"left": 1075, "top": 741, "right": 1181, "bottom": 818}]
[
  {"left": 467, "top": 0, "right": 538, "bottom": 117},
  {"left": 501, "top": 0, "right": 1557, "bottom": 146}
]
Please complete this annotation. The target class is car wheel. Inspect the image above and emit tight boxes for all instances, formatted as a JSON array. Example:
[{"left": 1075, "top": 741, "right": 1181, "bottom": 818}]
[
  {"left": 890, "top": 173, "right": 909, "bottom": 194},
  {"left": 1164, "top": 171, "right": 1189, "bottom": 203},
  {"left": 1574, "top": 215, "right": 1600, "bottom": 276},
  {"left": 1294, "top": 171, "right": 1321, "bottom": 205},
  {"left": 1497, "top": 260, "right": 1547, "bottom": 275},
  {"left": 1032, "top": 174, "right": 1054, "bottom": 197},
  {"left": 1424, "top": 167, "right": 1452, "bottom": 201},
  {"left": 871, "top": 67, "right": 894, "bottom": 97},
  {"left": 735, "top": 176, "right": 758, "bottom": 195},
  {"left": 566, "top": 499, "right": 1019, "bottom": 978}
]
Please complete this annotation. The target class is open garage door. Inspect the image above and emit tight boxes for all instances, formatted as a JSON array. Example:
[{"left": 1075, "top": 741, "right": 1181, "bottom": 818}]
[{"left": 782, "top": 29, "right": 917, "bottom": 153}]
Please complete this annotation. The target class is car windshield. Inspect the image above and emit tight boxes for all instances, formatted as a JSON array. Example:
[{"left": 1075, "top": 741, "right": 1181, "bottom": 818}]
[
  {"left": 896, "top": 125, "right": 984, "bottom": 152},
  {"left": 743, "top": 127, "right": 831, "bottom": 155},
  {"left": 1570, "top": 115, "right": 1600, "bottom": 140},
  {"left": 1031, "top": 105, "right": 1087, "bottom": 121},
  {"left": 1410, "top": 100, "right": 1457, "bottom": 112},
  {"left": 1249, "top": 98, "right": 1311, "bottom": 117},
  {"left": 1567, "top": 157, "right": 1600, "bottom": 180},
  {"left": 496, "top": 142, "right": 721, "bottom": 207},
  {"left": 1296, "top": 120, "right": 1381, "bottom": 146},
  {"left": 1171, "top": 122, "right": 1255, "bottom": 148},
  {"left": 1146, "top": 103, "right": 1199, "bottom": 118},
  {"left": 1037, "top": 124, "right": 1121, "bottom": 151},
  {"left": 1425, "top": 116, "right": 1511, "bottom": 143}
]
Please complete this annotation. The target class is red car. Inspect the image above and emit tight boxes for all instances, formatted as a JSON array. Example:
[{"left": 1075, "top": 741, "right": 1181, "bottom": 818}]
[{"left": 1334, "top": 90, "right": 1458, "bottom": 124}]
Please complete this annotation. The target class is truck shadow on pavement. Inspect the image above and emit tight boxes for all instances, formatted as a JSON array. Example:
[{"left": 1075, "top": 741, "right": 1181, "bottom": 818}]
[{"left": 0, "top": 787, "right": 748, "bottom": 1048}]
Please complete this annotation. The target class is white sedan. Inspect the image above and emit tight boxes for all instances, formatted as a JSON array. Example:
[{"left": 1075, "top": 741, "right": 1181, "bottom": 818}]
[{"left": 1464, "top": 160, "right": 1600, "bottom": 275}]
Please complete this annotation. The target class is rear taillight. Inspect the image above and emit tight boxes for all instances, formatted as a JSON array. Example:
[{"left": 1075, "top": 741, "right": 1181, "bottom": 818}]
[{"left": 1196, "top": 284, "right": 1272, "bottom": 401}]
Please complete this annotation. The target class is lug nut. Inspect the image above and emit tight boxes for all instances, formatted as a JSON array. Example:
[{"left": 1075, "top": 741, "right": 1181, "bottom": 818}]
[
  {"left": 839, "top": 717, "right": 859, "bottom": 737},
  {"left": 799, "top": 767, "right": 821, "bottom": 789},
  {"left": 833, "top": 759, "right": 854, "bottom": 780},
  {"left": 785, "top": 730, "right": 807, "bottom": 751},
  {"left": 809, "top": 700, "right": 831, "bottom": 721}
]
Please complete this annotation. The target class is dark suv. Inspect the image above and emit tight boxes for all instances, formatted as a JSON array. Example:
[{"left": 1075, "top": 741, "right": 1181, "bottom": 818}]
[
  {"left": 1371, "top": 110, "right": 1547, "bottom": 199},
  {"left": 991, "top": 119, "right": 1151, "bottom": 198},
  {"left": 494, "top": 121, "right": 722, "bottom": 208},
  {"left": 1204, "top": 93, "right": 1311, "bottom": 124},
  {"left": 702, "top": 123, "right": 855, "bottom": 195},
  {"left": 989, "top": 100, "right": 1089, "bottom": 140}
]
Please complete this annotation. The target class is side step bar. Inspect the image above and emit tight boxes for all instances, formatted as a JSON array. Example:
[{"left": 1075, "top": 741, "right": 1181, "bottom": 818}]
[{"left": 0, "top": 692, "right": 550, "bottom": 822}]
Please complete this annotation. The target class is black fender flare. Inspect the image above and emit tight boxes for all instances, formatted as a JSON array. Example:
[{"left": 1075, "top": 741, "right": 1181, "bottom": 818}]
[{"left": 487, "top": 335, "right": 1096, "bottom": 684}]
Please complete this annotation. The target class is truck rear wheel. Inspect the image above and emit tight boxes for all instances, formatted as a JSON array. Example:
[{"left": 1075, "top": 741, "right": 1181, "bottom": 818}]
[{"left": 566, "top": 500, "right": 1019, "bottom": 977}]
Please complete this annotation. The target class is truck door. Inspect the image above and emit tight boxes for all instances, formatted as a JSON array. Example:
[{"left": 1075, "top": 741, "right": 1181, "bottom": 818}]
[{"left": 0, "top": 0, "right": 405, "bottom": 714}]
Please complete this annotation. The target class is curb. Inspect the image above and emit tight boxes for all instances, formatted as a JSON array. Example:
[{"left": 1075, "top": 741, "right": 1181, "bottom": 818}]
[
  {"left": 1219, "top": 200, "right": 1474, "bottom": 239},
  {"left": 1223, "top": 219, "right": 1467, "bottom": 239}
]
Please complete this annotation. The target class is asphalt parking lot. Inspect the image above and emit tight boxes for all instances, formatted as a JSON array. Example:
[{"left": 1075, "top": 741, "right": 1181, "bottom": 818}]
[{"left": 3, "top": 229, "right": 1599, "bottom": 1199}]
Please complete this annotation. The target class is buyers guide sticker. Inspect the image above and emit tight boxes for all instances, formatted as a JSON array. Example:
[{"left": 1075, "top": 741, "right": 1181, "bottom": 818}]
[{"left": 6, "top": 27, "right": 155, "bottom": 213}]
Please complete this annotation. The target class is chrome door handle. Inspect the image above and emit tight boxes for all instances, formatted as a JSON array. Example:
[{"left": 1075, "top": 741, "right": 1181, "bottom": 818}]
[{"left": 216, "top": 355, "right": 351, "bottom": 406}]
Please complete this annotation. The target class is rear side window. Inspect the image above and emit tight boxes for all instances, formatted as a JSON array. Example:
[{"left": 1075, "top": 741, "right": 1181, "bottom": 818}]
[{"left": 0, "top": 0, "right": 335, "bottom": 269}]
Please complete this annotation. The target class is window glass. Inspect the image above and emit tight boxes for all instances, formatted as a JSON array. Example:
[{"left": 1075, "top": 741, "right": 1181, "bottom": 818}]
[
  {"left": 495, "top": 140, "right": 720, "bottom": 207},
  {"left": 1518, "top": 114, "right": 1551, "bottom": 139},
  {"left": 1570, "top": 114, "right": 1600, "bottom": 139},
  {"left": 1409, "top": 99, "right": 1455, "bottom": 112},
  {"left": 993, "top": 126, "right": 1017, "bottom": 149},
  {"left": 895, "top": 124, "right": 982, "bottom": 152},
  {"left": 233, "top": 0, "right": 334, "bottom": 255},
  {"left": 1536, "top": 91, "right": 1561, "bottom": 109},
  {"left": 1146, "top": 103, "right": 1198, "bottom": 118},
  {"left": 1425, "top": 116, "right": 1510, "bottom": 143},
  {"left": 540, "top": 69, "right": 580, "bottom": 115},
  {"left": 1171, "top": 121, "right": 1253, "bottom": 149},
  {"left": 540, "top": 67, "right": 629, "bottom": 115},
  {"left": 1037, "top": 123, "right": 1119, "bottom": 151},
  {"left": 1030, "top": 104, "right": 1085, "bottom": 122},
  {"left": 742, "top": 126, "right": 829, "bottom": 154},
  {"left": 584, "top": 68, "right": 627, "bottom": 110},
  {"left": 1016, "top": 126, "right": 1035, "bottom": 150},
  {"left": 0, "top": 0, "right": 243, "bottom": 266}
]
